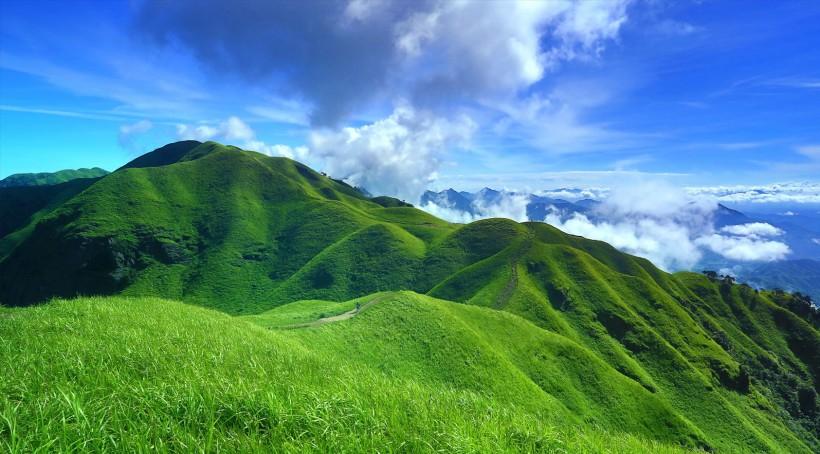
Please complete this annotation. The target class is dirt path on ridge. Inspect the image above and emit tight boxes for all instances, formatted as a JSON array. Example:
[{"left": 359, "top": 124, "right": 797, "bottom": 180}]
[
  {"left": 279, "top": 295, "right": 387, "bottom": 329},
  {"left": 494, "top": 232, "right": 534, "bottom": 309}
]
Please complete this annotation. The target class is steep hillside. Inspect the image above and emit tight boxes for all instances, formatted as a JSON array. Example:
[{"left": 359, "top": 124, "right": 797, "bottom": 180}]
[
  {"left": 741, "top": 259, "right": 820, "bottom": 303},
  {"left": 1, "top": 295, "right": 698, "bottom": 453},
  {"left": 1, "top": 141, "right": 818, "bottom": 451},
  {"left": 0, "top": 141, "right": 454, "bottom": 312},
  {"left": 0, "top": 176, "right": 103, "bottom": 260}
]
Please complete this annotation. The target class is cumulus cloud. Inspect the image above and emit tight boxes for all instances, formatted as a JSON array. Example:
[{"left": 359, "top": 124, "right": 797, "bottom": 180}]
[
  {"left": 536, "top": 188, "right": 610, "bottom": 201},
  {"left": 420, "top": 202, "right": 478, "bottom": 224},
  {"left": 174, "top": 108, "right": 471, "bottom": 201},
  {"left": 118, "top": 119, "right": 153, "bottom": 149},
  {"left": 422, "top": 191, "right": 531, "bottom": 223},
  {"left": 543, "top": 181, "right": 714, "bottom": 269},
  {"left": 719, "top": 223, "right": 783, "bottom": 238},
  {"left": 308, "top": 105, "right": 475, "bottom": 201},
  {"left": 546, "top": 210, "right": 703, "bottom": 270},
  {"left": 685, "top": 182, "right": 820, "bottom": 204},
  {"left": 472, "top": 193, "right": 531, "bottom": 222},
  {"left": 176, "top": 116, "right": 308, "bottom": 160},
  {"left": 695, "top": 235, "right": 790, "bottom": 262},
  {"left": 136, "top": 0, "right": 633, "bottom": 125},
  {"left": 176, "top": 116, "right": 254, "bottom": 142},
  {"left": 545, "top": 184, "right": 791, "bottom": 268},
  {"left": 422, "top": 180, "right": 793, "bottom": 270}
]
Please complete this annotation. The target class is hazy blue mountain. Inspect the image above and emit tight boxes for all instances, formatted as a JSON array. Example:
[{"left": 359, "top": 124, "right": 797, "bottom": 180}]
[{"left": 741, "top": 259, "right": 820, "bottom": 304}]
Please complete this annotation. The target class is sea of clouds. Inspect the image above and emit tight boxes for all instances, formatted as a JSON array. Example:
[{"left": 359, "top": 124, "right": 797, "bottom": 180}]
[{"left": 421, "top": 181, "right": 796, "bottom": 271}]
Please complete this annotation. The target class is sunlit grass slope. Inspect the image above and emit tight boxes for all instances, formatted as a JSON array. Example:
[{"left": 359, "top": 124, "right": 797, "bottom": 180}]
[
  {"left": 1, "top": 296, "right": 699, "bottom": 453},
  {"left": 0, "top": 141, "right": 454, "bottom": 312},
  {"left": 423, "top": 220, "right": 818, "bottom": 452},
  {"left": 0, "top": 141, "right": 817, "bottom": 451}
]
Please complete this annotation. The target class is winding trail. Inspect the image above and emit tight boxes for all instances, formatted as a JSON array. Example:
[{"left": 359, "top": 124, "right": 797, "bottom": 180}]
[
  {"left": 279, "top": 295, "right": 388, "bottom": 329},
  {"left": 494, "top": 231, "right": 534, "bottom": 309},
  {"left": 495, "top": 260, "right": 519, "bottom": 309}
]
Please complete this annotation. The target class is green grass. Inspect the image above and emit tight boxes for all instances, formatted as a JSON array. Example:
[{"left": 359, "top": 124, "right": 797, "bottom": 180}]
[
  {"left": 0, "top": 167, "right": 108, "bottom": 188},
  {"left": 1, "top": 141, "right": 818, "bottom": 452},
  {"left": 1, "top": 295, "right": 700, "bottom": 453}
]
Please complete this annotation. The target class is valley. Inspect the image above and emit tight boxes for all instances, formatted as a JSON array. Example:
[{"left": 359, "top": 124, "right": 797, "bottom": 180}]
[{"left": 1, "top": 142, "right": 818, "bottom": 452}]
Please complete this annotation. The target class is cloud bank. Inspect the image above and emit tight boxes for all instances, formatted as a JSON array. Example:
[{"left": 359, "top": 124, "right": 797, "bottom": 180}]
[
  {"left": 421, "top": 181, "right": 793, "bottom": 270},
  {"left": 173, "top": 109, "right": 473, "bottom": 202},
  {"left": 421, "top": 191, "right": 531, "bottom": 224},
  {"left": 134, "top": 0, "right": 637, "bottom": 198},
  {"left": 309, "top": 106, "right": 475, "bottom": 201},
  {"left": 175, "top": 116, "right": 308, "bottom": 161},
  {"left": 546, "top": 187, "right": 791, "bottom": 269},
  {"left": 137, "top": 0, "right": 633, "bottom": 126},
  {"left": 685, "top": 182, "right": 820, "bottom": 204}
]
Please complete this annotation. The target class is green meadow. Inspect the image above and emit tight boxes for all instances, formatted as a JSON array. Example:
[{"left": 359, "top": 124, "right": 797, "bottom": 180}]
[{"left": 1, "top": 142, "right": 817, "bottom": 452}]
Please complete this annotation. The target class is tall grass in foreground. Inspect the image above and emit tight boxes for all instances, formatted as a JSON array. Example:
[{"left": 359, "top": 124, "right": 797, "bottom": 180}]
[{"left": 0, "top": 297, "right": 698, "bottom": 453}]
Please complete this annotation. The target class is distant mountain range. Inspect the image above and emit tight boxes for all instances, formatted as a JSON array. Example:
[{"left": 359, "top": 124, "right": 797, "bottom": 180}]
[
  {"left": 2, "top": 141, "right": 818, "bottom": 451},
  {"left": 0, "top": 167, "right": 109, "bottom": 188},
  {"left": 423, "top": 187, "right": 820, "bottom": 302},
  {"left": 421, "top": 187, "right": 601, "bottom": 221}
]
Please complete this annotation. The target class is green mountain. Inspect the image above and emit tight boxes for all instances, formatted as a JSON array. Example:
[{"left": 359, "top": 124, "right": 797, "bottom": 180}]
[
  {"left": 0, "top": 166, "right": 108, "bottom": 188},
  {"left": 744, "top": 259, "right": 820, "bottom": 303},
  {"left": 1, "top": 141, "right": 818, "bottom": 452}
]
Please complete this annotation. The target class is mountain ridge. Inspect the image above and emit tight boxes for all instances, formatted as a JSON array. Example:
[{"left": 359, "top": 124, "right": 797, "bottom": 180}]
[
  {"left": 1, "top": 141, "right": 818, "bottom": 452},
  {"left": 0, "top": 166, "right": 109, "bottom": 188}
]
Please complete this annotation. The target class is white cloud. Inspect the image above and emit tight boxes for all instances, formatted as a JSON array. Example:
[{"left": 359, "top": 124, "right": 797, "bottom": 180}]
[
  {"left": 797, "top": 145, "right": 820, "bottom": 159},
  {"left": 119, "top": 119, "right": 152, "bottom": 137},
  {"left": 420, "top": 202, "right": 477, "bottom": 224},
  {"left": 695, "top": 235, "right": 790, "bottom": 262},
  {"left": 547, "top": 210, "right": 704, "bottom": 270},
  {"left": 246, "top": 102, "right": 309, "bottom": 126},
  {"left": 118, "top": 119, "right": 153, "bottom": 150},
  {"left": 422, "top": 180, "right": 794, "bottom": 270},
  {"left": 685, "top": 182, "right": 820, "bottom": 204},
  {"left": 245, "top": 141, "right": 309, "bottom": 161},
  {"left": 472, "top": 193, "right": 531, "bottom": 222},
  {"left": 175, "top": 123, "right": 219, "bottom": 142},
  {"left": 138, "top": 0, "right": 633, "bottom": 131},
  {"left": 544, "top": 184, "right": 792, "bottom": 267},
  {"left": 720, "top": 222, "right": 783, "bottom": 238},
  {"left": 221, "top": 116, "right": 254, "bottom": 141},
  {"left": 536, "top": 188, "right": 609, "bottom": 201},
  {"left": 542, "top": 181, "right": 713, "bottom": 270},
  {"left": 394, "top": 1, "right": 632, "bottom": 98},
  {"left": 388, "top": 1, "right": 637, "bottom": 155},
  {"left": 176, "top": 116, "right": 255, "bottom": 142},
  {"left": 652, "top": 19, "right": 701, "bottom": 36},
  {"left": 175, "top": 116, "right": 307, "bottom": 160},
  {"left": 813, "top": 238, "right": 820, "bottom": 245},
  {"left": 308, "top": 105, "right": 475, "bottom": 202}
]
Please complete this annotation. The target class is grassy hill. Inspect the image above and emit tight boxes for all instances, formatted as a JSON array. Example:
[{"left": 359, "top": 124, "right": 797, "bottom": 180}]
[
  {"left": 0, "top": 167, "right": 108, "bottom": 188},
  {"left": 0, "top": 176, "right": 103, "bottom": 260},
  {"left": 1, "top": 141, "right": 818, "bottom": 452},
  {"left": 1, "top": 294, "right": 701, "bottom": 452}
]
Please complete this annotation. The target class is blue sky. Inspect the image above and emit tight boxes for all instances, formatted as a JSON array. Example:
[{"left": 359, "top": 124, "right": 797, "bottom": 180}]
[{"left": 1, "top": 0, "right": 820, "bottom": 201}]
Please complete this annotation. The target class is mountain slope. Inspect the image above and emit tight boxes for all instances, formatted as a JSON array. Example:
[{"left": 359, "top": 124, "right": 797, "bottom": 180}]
[
  {"left": 0, "top": 175, "right": 104, "bottom": 260},
  {"left": 1, "top": 295, "right": 702, "bottom": 453},
  {"left": 742, "top": 259, "right": 820, "bottom": 303},
  {"left": 0, "top": 141, "right": 454, "bottom": 312},
  {"left": 0, "top": 167, "right": 108, "bottom": 188},
  {"left": 1, "top": 141, "right": 818, "bottom": 451}
]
